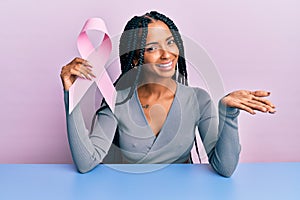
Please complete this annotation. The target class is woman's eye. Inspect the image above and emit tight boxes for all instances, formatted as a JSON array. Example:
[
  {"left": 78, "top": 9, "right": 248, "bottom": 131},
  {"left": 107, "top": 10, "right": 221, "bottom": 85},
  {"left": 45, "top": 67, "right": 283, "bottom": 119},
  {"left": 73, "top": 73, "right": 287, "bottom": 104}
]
[
  {"left": 145, "top": 46, "right": 158, "bottom": 52},
  {"left": 167, "top": 39, "right": 175, "bottom": 45}
]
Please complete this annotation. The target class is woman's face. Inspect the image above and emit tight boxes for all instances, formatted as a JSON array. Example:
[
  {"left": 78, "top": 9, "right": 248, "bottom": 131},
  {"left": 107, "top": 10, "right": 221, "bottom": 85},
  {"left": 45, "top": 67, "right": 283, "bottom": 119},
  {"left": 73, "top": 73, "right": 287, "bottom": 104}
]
[{"left": 138, "top": 20, "right": 179, "bottom": 81}]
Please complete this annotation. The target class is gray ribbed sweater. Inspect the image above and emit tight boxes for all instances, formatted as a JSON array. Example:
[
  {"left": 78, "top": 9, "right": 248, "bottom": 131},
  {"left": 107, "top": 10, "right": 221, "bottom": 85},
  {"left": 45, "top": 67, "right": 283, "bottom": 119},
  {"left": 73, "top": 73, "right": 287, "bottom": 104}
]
[{"left": 64, "top": 82, "right": 241, "bottom": 177}]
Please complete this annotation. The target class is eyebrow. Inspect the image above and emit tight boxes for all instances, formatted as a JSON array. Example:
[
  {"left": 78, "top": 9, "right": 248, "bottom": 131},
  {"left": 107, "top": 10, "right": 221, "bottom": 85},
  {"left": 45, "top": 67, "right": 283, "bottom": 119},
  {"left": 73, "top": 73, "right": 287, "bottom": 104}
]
[{"left": 145, "top": 36, "right": 174, "bottom": 46}]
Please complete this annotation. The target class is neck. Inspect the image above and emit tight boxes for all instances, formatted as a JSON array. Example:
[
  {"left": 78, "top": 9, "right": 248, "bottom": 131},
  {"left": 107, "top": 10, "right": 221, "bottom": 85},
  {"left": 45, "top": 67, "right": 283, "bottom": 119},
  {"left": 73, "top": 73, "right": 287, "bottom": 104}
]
[{"left": 138, "top": 79, "right": 176, "bottom": 99}]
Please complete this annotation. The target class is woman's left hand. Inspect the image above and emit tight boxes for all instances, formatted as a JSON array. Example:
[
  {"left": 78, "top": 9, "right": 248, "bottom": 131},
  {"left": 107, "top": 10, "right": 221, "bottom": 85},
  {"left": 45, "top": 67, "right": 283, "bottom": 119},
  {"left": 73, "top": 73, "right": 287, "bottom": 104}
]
[{"left": 221, "top": 90, "right": 276, "bottom": 115}]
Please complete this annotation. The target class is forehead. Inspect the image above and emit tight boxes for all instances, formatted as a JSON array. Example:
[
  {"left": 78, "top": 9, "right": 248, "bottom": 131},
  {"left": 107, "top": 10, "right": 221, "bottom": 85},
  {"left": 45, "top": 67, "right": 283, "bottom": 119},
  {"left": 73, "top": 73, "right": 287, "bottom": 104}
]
[{"left": 146, "top": 20, "right": 173, "bottom": 41}]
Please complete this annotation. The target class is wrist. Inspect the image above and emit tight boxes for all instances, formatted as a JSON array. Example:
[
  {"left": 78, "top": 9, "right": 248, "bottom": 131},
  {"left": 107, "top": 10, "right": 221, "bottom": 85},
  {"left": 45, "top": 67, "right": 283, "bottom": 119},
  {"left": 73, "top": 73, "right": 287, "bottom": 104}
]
[{"left": 218, "top": 99, "right": 240, "bottom": 118}]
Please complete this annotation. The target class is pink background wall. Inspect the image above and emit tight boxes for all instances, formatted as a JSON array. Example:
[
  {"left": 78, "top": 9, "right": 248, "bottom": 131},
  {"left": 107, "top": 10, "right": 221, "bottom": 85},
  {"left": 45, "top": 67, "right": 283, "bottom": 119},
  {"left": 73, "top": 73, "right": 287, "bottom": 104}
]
[{"left": 0, "top": 0, "right": 299, "bottom": 163}]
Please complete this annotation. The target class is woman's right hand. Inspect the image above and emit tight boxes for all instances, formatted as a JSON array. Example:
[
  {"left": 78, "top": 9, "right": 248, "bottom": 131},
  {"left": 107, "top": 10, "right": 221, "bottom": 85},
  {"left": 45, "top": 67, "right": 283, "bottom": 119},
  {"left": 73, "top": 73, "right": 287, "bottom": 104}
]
[{"left": 60, "top": 57, "right": 96, "bottom": 91}]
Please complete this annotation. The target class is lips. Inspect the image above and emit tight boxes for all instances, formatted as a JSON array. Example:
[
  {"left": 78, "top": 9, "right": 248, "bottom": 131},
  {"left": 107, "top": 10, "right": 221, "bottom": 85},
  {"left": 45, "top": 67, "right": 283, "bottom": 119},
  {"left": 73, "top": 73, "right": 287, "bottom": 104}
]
[{"left": 156, "top": 61, "right": 173, "bottom": 70}]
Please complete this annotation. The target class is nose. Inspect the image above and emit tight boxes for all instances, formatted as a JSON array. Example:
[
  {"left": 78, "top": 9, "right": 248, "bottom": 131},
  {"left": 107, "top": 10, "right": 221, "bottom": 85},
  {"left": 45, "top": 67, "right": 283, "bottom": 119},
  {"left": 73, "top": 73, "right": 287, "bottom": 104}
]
[{"left": 160, "top": 47, "right": 172, "bottom": 59}]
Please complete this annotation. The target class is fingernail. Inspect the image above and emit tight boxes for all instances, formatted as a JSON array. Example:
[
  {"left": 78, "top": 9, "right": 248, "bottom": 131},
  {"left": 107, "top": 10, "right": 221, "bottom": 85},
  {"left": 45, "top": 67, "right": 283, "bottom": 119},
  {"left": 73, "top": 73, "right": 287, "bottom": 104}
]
[
  {"left": 91, "top": 72, "right": 96, "bottom": 78},
  {"left": 81, "top": 74, "right": 87, "bottom": 79},
  {"left": 87, "top": 61, "right": 93, "bottom": 67},
  {"left": 87, "top": 74, "right": 93, "bottom": 80}
]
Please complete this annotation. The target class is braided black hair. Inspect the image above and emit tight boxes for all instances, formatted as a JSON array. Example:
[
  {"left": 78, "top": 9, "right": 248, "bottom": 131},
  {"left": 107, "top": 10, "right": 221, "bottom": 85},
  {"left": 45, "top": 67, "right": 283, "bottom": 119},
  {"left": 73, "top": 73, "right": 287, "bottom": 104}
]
[
  {"left": 118, "top": 11, "right": 188, "bottom": 87},
  {"left": 114, "top": 11, "right": 188, "bottom": 105}
]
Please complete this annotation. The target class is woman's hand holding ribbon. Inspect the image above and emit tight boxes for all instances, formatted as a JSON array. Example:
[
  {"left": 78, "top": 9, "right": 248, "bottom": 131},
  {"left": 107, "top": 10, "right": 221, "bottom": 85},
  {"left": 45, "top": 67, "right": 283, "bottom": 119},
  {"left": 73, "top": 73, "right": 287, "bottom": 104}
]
[{"left": 60, "top": 57, "right": 96, "bottom": 91}]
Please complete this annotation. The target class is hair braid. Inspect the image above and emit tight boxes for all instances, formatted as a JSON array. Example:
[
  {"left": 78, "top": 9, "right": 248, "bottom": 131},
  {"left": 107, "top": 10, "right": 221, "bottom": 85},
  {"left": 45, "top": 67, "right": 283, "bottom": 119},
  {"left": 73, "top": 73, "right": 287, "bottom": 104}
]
[
  {"left": 119, "top": 16, "right": 140, "bottom": 74},
  {"left": 131, "top": 17, "right": 148, "bottom": 92},
  {"left": 115, "top": 16, "right": 150, "bottom": 105}
]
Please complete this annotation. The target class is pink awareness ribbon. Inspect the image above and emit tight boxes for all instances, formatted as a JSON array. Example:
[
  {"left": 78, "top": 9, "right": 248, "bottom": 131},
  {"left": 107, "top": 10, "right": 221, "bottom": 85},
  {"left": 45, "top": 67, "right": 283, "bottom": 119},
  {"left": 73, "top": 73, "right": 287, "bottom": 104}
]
[{"left": 68, "top": 18, "right": 117, "bottom": 114}]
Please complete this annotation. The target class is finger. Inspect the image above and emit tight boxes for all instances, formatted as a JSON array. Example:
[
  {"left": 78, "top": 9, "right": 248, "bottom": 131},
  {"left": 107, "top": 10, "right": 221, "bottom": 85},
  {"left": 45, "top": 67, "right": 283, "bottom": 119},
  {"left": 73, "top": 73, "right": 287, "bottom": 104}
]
[
  {"left": 244, "top": 100, "right": 269, "bottom": 113},
  {"left": 250, "top": 100, "right": 276, "bottom": 113},
  {"left": 82, "top": 68, "right": 96, "bottom": 79},
  {"left": 252, "top": 96, "right": 275, "bottom": 108},
  {"left": 250, "top": 90, "right": 270, "bottom": 97},
  {"left": 73, "top": 57, "right": 87, "bottom": 64},
  {"left": 268, "top": 109, "right": 276, "bottom": 114},
  {"left": 73, "top": 57, "right": 93, "bottom": 68},
  {"left": 82, "top": 61, "right": 93, "bottom": 68},
  {"left": 85, "top": 67, "right": 96, "bottom": 78},
  {"left": 74, "top": 64, "right": 95, "bottom": 80},
  {"left": 69, "top": 68, "right": 85, "bottom": 79},
  {"left": 230, "top": 101, "right": 256, "bottom": 115},
  {"left": 243, "top": 99, "right": 277, "bottom": 113},
  {"left": 76, "top": 64, "right": 93, "bottom": 74},
  {"left": 69, "top": 57, "right": 85, "bottom": 66}
]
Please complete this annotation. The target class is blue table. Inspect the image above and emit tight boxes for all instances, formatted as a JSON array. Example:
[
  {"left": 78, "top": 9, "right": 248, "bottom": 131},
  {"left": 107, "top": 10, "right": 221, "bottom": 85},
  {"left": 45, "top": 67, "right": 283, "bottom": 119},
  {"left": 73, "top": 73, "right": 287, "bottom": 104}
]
[{"left": 0, "top": 163, "right": 299, "bottom": 200}]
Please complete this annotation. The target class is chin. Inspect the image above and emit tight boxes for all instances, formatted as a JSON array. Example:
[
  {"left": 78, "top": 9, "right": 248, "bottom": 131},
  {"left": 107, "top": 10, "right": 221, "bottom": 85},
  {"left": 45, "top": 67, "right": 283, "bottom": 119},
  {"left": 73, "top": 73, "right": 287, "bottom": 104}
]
[{"left": 156, "top": 70, "right": 176, "bottom": 79}]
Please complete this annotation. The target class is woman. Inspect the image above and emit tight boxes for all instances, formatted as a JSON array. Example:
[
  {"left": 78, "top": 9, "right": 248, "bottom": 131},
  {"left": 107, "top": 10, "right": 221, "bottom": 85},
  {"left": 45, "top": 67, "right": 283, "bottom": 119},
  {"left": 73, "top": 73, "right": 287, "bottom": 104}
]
[{"left": 60, "top": 11, "right": 276, "bottom": 177}]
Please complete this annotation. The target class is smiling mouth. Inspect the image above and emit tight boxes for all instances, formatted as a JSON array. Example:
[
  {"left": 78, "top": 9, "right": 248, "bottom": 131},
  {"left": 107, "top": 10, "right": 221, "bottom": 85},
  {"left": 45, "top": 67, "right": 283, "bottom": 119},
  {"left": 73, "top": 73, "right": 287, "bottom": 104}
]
[{"left": 156, "top": 61, "right": 173, "bottom": 70}]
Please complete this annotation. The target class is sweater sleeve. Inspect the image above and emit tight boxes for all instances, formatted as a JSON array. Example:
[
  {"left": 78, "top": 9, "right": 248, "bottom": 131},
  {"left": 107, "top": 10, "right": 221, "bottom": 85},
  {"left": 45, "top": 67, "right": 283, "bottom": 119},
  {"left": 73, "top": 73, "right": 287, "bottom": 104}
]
[
  {"left": 195, "top": 89, "right": 241, "bottom": 177},
  {"left": 64, "top": 91, "right": 118, "bottom": 173}
]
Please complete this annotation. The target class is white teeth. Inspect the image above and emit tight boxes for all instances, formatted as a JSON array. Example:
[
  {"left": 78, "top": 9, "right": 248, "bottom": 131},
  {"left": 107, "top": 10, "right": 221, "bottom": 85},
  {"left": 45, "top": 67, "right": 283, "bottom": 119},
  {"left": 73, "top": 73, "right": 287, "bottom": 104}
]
[{"left": 157, "top": 61, "right": 172, "bottom": 68}]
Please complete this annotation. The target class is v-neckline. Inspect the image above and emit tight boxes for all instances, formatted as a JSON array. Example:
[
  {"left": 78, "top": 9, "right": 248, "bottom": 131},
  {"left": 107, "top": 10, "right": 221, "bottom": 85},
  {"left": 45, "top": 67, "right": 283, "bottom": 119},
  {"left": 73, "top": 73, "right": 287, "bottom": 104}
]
[{"left": 134, "top": 82, "right": 179, "bottom": 137}]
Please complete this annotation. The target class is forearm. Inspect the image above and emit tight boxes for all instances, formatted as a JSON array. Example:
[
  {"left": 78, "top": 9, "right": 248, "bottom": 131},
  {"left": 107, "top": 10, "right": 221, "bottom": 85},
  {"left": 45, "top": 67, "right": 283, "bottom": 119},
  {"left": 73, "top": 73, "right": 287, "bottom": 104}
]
[
  {"left": 209, "top": 102, "right": 241, "bottom": 177},
  {"left": 64, "top": 91, "right": 116, "bottom": 173},
  {"left": 66, "top": 107, "right": 103, "bottom": 173}
]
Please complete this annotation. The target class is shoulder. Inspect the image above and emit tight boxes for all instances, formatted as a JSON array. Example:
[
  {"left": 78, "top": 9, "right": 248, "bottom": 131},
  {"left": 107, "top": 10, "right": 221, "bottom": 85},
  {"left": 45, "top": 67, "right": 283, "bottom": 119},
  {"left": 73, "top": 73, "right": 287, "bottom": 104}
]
[
  {"left": 98, "top": 87, "right": 132, "bottom": 113},
  {"left": 177, "top": 83, "right": 211, "bottom": 101},
  {"left": 177, "top": 83, "right": 214, "bottom": 116},
  {"left": 177, "top": 83, "right": 215, "bottom": 119},
  {"left": 116, "top": 87, "right": 133, "bottom": 102}
]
